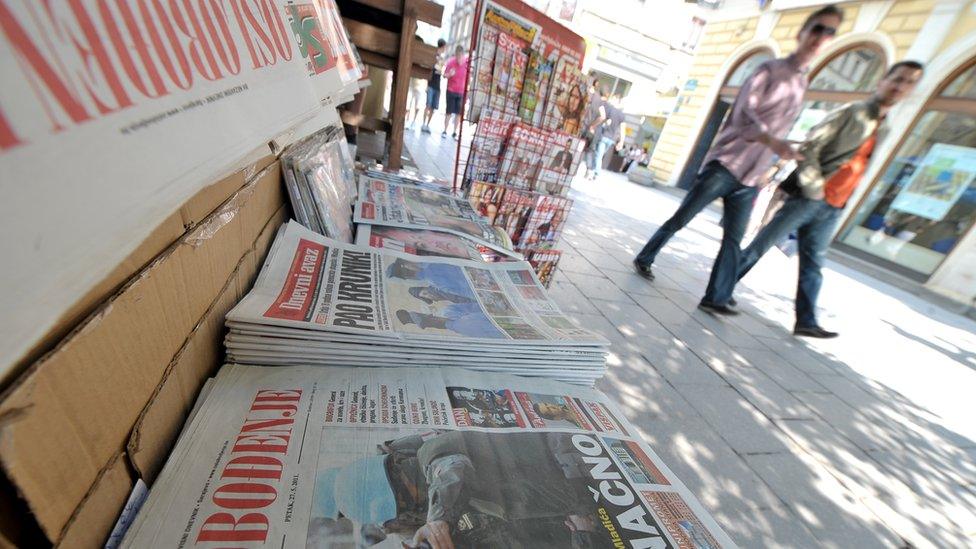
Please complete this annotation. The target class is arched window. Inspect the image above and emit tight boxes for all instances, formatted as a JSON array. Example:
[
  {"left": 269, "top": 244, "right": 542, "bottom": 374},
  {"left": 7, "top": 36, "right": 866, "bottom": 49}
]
[
  {"left": 786, "top": 44, "right": 887, "bottom": 140},
  {"left": 675, "top": 49, "right": 773, "bottom": 189},
  {"left": 837, "top": 59, "right": 976, "bottom": 280}
]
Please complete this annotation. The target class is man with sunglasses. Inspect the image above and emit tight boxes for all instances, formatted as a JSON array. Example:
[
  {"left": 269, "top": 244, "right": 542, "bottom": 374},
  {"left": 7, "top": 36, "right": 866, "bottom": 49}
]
[
  {"left": 633, "top": 5, "right": 843, "bottom": 316},
  {"left": 734, "top": 61, "right": 925, "bottom": 338}
]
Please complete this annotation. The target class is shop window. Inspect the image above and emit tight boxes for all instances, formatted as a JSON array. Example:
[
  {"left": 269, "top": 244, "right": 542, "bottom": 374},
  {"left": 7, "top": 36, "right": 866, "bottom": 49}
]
[
  {"left": 838, "top": 61, "right": 976, "bottom": 279},
  {"left": 809, "top": 47, "right": 885, "bottom": 92}
]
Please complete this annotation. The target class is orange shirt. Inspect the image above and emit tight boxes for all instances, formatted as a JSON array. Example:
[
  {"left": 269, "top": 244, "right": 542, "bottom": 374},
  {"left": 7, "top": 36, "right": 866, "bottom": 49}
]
[{"left": 824, "top": 134, "right": 876, "bottom": 208}]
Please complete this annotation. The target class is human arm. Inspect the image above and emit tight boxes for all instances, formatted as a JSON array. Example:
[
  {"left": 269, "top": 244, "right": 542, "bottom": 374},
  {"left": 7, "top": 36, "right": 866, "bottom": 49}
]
[
  {"left": 796, "top": 105, "right": 855, "bottom": 200},
  {"left": 735, "top": 65, "right": 803, "bottom": 160},
  {"left": 589, "top": 105, "right": 606, "bottom": 133}
]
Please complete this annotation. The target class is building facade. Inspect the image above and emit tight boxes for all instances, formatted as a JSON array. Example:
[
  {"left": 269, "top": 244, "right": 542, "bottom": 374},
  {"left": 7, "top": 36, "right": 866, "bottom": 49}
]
[{"left": 649, "top": 0, "right": 976, "bottom": 308}]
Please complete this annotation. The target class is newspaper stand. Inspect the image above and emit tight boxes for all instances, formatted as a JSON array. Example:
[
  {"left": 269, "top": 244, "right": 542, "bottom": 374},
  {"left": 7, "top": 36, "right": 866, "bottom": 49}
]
[{"left": 452, "top": 0, "right": 588, "bottom": 286}]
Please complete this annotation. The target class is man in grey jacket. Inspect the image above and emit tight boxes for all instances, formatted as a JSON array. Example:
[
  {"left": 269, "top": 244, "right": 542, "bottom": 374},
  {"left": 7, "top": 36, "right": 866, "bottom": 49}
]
[{"left": 735, "top": 61, "right": 924, "bottom": 338}]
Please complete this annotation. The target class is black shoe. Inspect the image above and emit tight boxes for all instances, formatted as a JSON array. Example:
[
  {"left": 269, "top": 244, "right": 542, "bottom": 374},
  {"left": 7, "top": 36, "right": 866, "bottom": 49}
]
[
  {"left": 794, "top": 325, "right": 838, "bottom": 338},
  {"left": 728, "top": 296, "right": 738, "bottom": 307},
  {"left": 698, "top": 301, "right": 740, "bottom": 316},
  {"left": 633, "top": 260, "right": 655, "bottom": 280},
  {"left": 451, "top": 132, "right": 457, "bottom": 139}
]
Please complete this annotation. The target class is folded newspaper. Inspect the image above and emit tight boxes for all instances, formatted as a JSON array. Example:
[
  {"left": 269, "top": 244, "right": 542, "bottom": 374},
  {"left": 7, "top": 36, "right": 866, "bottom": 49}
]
[
  {"left": 122, "top": 364, "right": 737, "bottom": 548},
  {"left": 225, "top": 222, "right": 608, "bottom": 384},
  {"left": 354, "top": 178, "right": 518, "bottom": 257},
  {"left": 282, "top": 125, "right": 357, "bottom": 242},
  {"left": 356, "top": 225, "right": 515, "bottom": 263}
]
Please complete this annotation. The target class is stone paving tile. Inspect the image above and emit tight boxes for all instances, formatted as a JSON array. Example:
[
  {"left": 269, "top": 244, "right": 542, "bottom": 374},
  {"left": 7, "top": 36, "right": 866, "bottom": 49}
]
[
  {"left": 735, "top": 347, "right": 830, "bottom": 393},
  {"left": 640, "top": 334, "right": 730, "bottom": 386},
  {"left": 775, "top": 419, "right": 906, "bottom": 501},
  {"left": 561, "top": 271, "right": 634, "bottom": 303},
  {"left": 754, "top": 335, "right": 841, "bottom": 375},
  {"left": 673, "top": 384, "right": 791, "bottom": 455},
  {"left": 860, "top": 494, "right": 973, "bottom": 549},
  {"left": 865, "top": 448, "right": 976, "bottom": 516},
  {"left": 720, "top": 365, "right": 816, "bottom": 420},
  {"left": 687, "top": 308, "right": 768, "bottom": 350},
  {"left": 716, "top": 505, "right": 824, "bottom": 549},
  {"left": 548, "top": 280, "right": 600, "bottom": 315},
  {"left": 597, "top": 265, "right": 664, "bottom": 297},
  {"left": 593, "top": 299, "right": 673, "bottom": 341},
  {"left": 556, "top": 252, "right": 603, "bottom": 277},
  {"left": 743, "top": 452, "right": 853, "bottom": 505},
  {"left": 787, "top": 496, "right": 903, "bottom": 549},
  {"left": 792, "top": 392, "right": 904, "bottom": 451},
  {"left": 629, "top": 293, "right": 691, "bottom": 326}
]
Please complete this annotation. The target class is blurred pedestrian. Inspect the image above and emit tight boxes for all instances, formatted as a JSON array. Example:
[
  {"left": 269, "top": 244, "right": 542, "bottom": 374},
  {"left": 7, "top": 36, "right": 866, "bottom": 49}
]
[
  {"left": 633, "top": 5, "right": 844, "bottom": 317},
  {"left": 422, "top": 39, "right": 448, "bottom": 133},
  {"left": 735, "top": 61, "right": 924, "bottom": 337},
  {"left": 443, "top": 45, "right": 469, "bottom": 139}
]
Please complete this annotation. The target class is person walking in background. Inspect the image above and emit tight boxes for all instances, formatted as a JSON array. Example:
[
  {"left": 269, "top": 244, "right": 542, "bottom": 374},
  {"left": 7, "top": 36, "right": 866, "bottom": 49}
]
[
  {"left": 735, "top": 61, "right": 924, "bottom": 337},
  {"left": 443, "top": 45, "right": 469, "bottom": 139},
  {"left": 591, "top": 93, "right": 625, "bottom": 180},
  {"left": 422, "top": 39, "right": 448, "bottom": 134},
  {"left": 633, "top": 5, "right": 844, "bottom": 316},
  {"left": 583, "top": 84, "right": 608, "bottom": 179}
]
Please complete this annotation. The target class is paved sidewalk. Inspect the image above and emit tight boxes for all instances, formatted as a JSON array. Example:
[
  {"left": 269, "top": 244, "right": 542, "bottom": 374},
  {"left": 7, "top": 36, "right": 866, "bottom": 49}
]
[{"left": 404, "top": 136, "right": 976, "bottom": 548}]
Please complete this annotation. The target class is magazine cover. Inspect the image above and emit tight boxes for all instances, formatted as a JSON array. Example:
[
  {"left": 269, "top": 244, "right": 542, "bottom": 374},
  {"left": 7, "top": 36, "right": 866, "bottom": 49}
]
[
  {"left": 487, "top": 32, "right": 528, "bottom": 117},
  {"left": 518, "top": 49, "right": 554, "bottom": 124},
  {"left": 526, "top": 248, "right": 562, "bottom": 287},
  {"left": 494, "top": 187, "right": 537, "bottom": 243},
  {"left": 518, "top": 195, "right": 573, "bottom": 250},
  {"left": 469, "top": 25, "right": 501, "bottom": 122},
  {"left": 227, "top": 221, "right": 605, "bottom": 346},
  {"left": 536, "top": 133, "right": 582, "bottom": 196},
  {"left": 542, "top": 57, "right": 586, "bottom": 134},
  {"left": 462, "top": 109, "right": 518, "bottom": 187},
  {"left": 467, "top": 180, "right": 509, "bottom": 224},
  {"left": 355, "top": 179, "right": 515, "bottom": 255},
  {"left": 122, "top": 364, "right": 738, "bottom": 549},
  {"left": 498, "top": 124, "right": 549, "bottom": 192}
]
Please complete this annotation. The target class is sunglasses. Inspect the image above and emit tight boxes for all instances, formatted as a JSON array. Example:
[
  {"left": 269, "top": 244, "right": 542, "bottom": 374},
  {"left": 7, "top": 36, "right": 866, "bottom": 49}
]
[{"left": 808, "top": 23, "right": 837, "bottom": 36}]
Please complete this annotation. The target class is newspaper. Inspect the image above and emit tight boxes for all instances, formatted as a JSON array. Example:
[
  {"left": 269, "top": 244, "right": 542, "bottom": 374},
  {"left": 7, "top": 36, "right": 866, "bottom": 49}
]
[
  {"left": 123, "top": 364, "right": 738, "bottom": 549},
  {"left": 356, "top": 225, "right": 518, "bottom": 263},
  {"left": 227, "top": 221, "right": 603, "bottom": 347},
  {"left": 283, "top": 125, "right": 356, "bottom": 242},
  {"left": 354, "top": 179, "right": 516, "bottom": 255}
]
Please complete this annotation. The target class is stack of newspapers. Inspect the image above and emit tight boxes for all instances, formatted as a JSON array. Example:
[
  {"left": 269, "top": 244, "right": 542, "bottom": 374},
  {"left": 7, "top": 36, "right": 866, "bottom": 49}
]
[
  {"left": 225, "top": 221, "right": 609, "bottom": 385},
  {"left": 282, "top": 125, "right": 357, "bottom": 242},
  {"left": 122, "top": 364, "right": 737, "bottom": 548}
]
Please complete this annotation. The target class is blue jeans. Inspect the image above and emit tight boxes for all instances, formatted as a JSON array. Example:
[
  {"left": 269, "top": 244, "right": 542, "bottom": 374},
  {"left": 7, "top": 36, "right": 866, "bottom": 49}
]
[
  {"left": 635, "top": 161, "right": 758, "bottom": 306},
  {"left": 593, "top": 136, "right": 616, "bottom": 176},
  {"left": 737, "top": 195, "right": 842, "bottom": 327}
]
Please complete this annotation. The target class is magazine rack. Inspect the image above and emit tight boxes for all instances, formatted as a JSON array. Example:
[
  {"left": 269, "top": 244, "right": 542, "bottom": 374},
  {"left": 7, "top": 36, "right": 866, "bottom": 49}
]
[{"left": 452, "top": 0, "right": 587, "bottom": 286}]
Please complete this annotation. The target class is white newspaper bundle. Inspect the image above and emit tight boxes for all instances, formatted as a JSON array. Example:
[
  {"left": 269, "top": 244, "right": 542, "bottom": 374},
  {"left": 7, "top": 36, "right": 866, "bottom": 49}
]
[
  {"left": 356, "top": 225, "right": 515, "bottom": 263},
  {"left": 122, "top": 364, "right": 738, "bottom": 549},
  {"left": 354, "top": 178, "right": 518, "bottom": 258},
  {"left": 282, "top": 125, "right": 357, "bottom": 242},
  {"left": 225, "top": 222, "right": 608, "bottom": 384}
]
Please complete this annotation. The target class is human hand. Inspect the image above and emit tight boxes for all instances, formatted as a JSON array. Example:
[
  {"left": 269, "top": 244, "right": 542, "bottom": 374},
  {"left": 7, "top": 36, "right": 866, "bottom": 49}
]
[
  {"left": 408, "top": 520, "right": 454, "bottom": 549},
  {"left": 766, "top": 136, "right": 804, "bottom": 161}
]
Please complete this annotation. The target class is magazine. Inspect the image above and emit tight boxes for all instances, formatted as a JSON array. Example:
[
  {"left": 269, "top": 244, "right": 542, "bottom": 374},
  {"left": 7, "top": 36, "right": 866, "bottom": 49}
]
[
  {"left": 355, "top": 179, "right": 515, "bottom": 255},
  {"left": 518, "top": 195, "right": 572, "bottom": 250},
  {"left": 123, "top": 364, "right": 738, "bottom": 549},
  {"left": 487, "top": 32, "right": 528, "bottom": 117},
  {"left": 518, "top": 49, "right": 554, "bottom": 125},
  {"left": 462, "top": 109, "right": 518, "bottom": 187},
  {"left": 525, "top": 248, "right": 562, "bottom": 287},
  {"left": 542, "top": 57, "right": 586, "bottom": 134}
]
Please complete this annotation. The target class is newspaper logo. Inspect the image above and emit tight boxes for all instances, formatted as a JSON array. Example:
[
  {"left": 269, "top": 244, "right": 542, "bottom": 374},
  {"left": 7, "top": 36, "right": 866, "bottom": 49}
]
[
  {"left": 642, "top": 491, "right": 722, "bottom": 549},
  {"left": 265, "top": 238, "right": 326, "bottom": 321},
  {"left": 604, "top": 438, "right": 671, "bottom": 486}
]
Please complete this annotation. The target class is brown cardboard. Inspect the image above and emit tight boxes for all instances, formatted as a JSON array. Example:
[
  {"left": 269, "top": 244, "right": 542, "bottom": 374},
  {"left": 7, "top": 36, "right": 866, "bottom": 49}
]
[
  {"left": 0, "top": 163, "right": 285, "bottom": 540},
  {"left": 128, "top": 206, "right": 288, "bottom": 484},
  {"left": 55, "top": 454, "right": 133, "bottom": 549},
  {"left": 1, "top": 150, "right": 276, "bottom": 391}
]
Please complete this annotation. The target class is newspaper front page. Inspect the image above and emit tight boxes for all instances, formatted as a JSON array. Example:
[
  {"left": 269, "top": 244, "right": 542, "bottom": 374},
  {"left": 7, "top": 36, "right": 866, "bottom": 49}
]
[
  {"left": 354, "top": 179, "right": 515, "bottom": 256},
  {"left": 123, "top": 364, "right": 737, "bottom": 549},
  {"left": 228, "top": 222, "right": 603, "bottom": 347}
]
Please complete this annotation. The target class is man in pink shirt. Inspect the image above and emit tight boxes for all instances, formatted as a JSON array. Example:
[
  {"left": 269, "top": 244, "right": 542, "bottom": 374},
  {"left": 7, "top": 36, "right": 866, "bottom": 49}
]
[
  {"left": 443, "top": 46, "right": 469, "bottom": 139},
  {"left": 634, "top": 5, "right": 843, "bottom": 316}
]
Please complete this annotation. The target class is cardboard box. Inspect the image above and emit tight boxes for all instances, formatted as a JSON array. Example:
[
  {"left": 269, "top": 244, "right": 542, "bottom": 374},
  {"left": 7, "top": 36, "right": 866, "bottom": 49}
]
[{"left": 0, "top": 160, "right": 288, "bottom": 546}]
